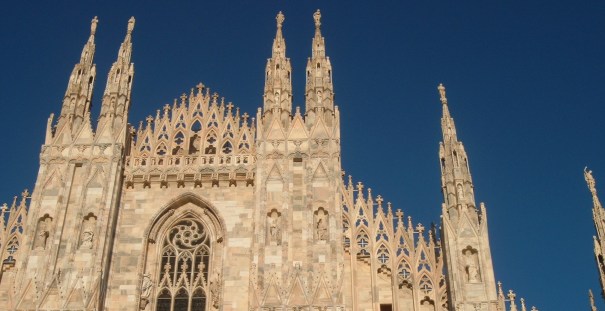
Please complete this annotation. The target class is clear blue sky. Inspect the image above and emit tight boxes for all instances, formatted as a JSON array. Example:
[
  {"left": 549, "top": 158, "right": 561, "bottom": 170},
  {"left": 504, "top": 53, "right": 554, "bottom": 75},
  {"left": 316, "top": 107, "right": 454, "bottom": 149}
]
[{"left": 1, "top": 1, "right": 604, "bottom": 310}]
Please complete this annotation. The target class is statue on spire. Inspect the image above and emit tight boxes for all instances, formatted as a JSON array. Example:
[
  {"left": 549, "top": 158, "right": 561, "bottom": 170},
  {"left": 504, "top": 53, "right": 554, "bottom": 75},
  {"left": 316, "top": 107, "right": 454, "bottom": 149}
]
[
  {"left": 314, "top": 9, "right": 321, "bottom": 29},
  {"left": 91, "top": 16, "right": 98, "bottom": 36},
  {"left": 585, "top": 167, "right": 598, "bottom": 198},
  {"left": 438, "top": 83, "right": 447, "bottom": 104},
  {"left": 276, "top": 11, "right": 284, "bottom": 29},
  {"left": 127, "top": 16, "right": 135, "bottom": 34}
]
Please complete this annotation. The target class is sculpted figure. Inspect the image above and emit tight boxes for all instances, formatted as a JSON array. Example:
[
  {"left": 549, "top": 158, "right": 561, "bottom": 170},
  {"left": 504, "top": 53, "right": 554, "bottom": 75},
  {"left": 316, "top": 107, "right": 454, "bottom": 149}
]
[
  {"left": 464, "top": 250, "right": 480, "bottom": 282},
  {"left": 139, "top": 273, "right": 153, "bottom": 310},
  {"left": 141, "top": 273, "right": 153, "bottom": 298},
  {"left": 315, "top": 210, "right": 328, "bottom": 241},
  {"left": 35, "top": 219, "right": 49, "bottom": 250},
  {"left": 81, "top": 216, "right": 96, "bottom": 249},
  {"left": 268, "top": 210, "right": 281, "bottom": 244},
  {"left": 210, "top": 269, "right": 221, "bottom": 309}
]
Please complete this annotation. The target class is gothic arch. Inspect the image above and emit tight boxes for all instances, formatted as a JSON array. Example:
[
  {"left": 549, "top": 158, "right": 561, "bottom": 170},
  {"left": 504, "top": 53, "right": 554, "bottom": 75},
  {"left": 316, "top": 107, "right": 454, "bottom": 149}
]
[
  {"left": 139, "top": 193, "right": 226, "bottom": 311},
  {"left": 145, "top": 193, "right": 226, "bottom": 244}
]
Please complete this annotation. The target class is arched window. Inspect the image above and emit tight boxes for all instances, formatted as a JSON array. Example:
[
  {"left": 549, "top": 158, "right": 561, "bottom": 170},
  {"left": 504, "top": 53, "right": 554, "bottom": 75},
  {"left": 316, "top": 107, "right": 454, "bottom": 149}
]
[{"left": 156, "top": 218, "right": 210, "bottom": 311}]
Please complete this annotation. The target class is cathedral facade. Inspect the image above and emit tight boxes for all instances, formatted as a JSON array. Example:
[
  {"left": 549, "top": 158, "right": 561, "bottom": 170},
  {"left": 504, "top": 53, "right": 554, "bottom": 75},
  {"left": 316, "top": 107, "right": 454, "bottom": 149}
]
[{"left": 0, "top": 11, "right": 537, "bottom": 311}]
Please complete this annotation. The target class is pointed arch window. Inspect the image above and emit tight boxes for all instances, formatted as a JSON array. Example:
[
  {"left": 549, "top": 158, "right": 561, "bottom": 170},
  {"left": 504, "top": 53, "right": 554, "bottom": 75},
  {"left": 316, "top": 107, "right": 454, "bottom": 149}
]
[
  {"left": 3, "top": 236, "right": 19, "bottom": 264},
  {"left": 191, "top": 120, "right": 202, "bottom": 133},
  {"left": 377, "top": 245, "right": 390, "bottom": 264},
  {"left": 397, "top": 260, "right": 412, "bottom": 288},
  {"left": 221, "top": 141, "right": 233, "bottom": 155},
  {"left": 156, "top": 218, "right": 210, "bottom": 311},
  {"left": 419, "top": 275, "right": 433, "bottom": 295},
  {"left": 204, "top": 132, "right": 217, "bottom": 155},
  {"left": 356, "top": 231, "right": 370, "bottom": 258}
]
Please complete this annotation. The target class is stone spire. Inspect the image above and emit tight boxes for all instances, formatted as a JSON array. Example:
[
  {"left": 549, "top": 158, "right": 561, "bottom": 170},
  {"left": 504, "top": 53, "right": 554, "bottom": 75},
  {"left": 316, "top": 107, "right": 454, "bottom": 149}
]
[
  {"left": 305, "top": 9, "right": 334, "bottom": 114},
  {"left": 585, "top": 168, "right": 605, "bottom": 300},
  {"left": 97, "top": 17, "right": 135, "bottom": 138},
  {"left": 56, "top": 16, "right": 98, "bottom": 133},
  {"left": 438, "top": 83, "right": 474, "bottom": 212},
  {"left": 437, "top": 84, "right": 498, "bottom": 310},
  {"left": 263, "top": 11, "right": 292, "bottom": 114}
]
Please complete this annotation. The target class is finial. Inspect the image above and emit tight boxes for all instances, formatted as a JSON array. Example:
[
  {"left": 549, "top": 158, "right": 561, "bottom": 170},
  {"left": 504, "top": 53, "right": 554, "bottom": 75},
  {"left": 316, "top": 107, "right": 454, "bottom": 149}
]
[
  {"left": 376, "top": 195, "right": 383, "bottom": 208},
  {"left": 276, "top": 11, "right": 285, "bottom": 29},
  {"left": 127, "top": 17, "right": 135, "bottom": 34},
  {"left": 356, "top": 182, "right": 364, "bottom": 193},
  {"left": 163, "top": 104, "right": 171, "bottom": 117},
  {"left": 395, "top": 209, "right": 403, "bottom": 221},
  {"left": 313, "top": 10, "right": 322, "bottom": 29},
  {"left": 438, "top": 83, "right": 447, "bottom": 104},
  {"left": 180, "top": 93, "right": 187, "bottom": 106},
  {"left": 91, "top": 16, "right": 99, "bottom": 36},
  {"left": 196, "top": 82, "right": 204, "bottom": 94},
  {"left": 507, "top": 290, "right": 516, "bottom": 301}
]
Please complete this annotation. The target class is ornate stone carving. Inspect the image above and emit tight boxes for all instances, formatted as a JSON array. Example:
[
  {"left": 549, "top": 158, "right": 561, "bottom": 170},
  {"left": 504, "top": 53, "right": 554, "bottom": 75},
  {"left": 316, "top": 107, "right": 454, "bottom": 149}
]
[
  {"left": 210, "top": 269, "right": 222, "bottom": 309},
  {"left": 139, "top": 273, "right": 153, "bottom": 310}
]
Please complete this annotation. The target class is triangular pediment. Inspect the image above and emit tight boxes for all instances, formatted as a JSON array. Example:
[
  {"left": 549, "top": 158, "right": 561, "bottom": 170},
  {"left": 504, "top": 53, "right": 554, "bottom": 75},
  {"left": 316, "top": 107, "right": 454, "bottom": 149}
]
[
  {"left": 313, "top": 162, "right": 328, "bottom": 180},
  {"left": 458, "top": 211, "right": 479, "bottom": 238},
  {"left": 288, "top": 277, "right": 308, "bottom": 305},
  {"left": 312, "top": 275, "right": 333, "bottom": 305},
  {"left": 266, "top": 118, "right": 285, "bottom": 140},
  {"left": 263, "top": 278, "right": 282, "bottom": 305},
  {"left": 288, "top": 115, "right": 308, "bottom": 140},
  {"left": 266, "top": 163, "right": 283, "bottom": 182},
  {"left": 310, "top": 116, "right": 329, "bottom": 139},
  {"left": 39, "top": 276, "right": 62, "bottom": 310},
  {"left": 74, "top": 117, "right": 94, "bottom": 144}
]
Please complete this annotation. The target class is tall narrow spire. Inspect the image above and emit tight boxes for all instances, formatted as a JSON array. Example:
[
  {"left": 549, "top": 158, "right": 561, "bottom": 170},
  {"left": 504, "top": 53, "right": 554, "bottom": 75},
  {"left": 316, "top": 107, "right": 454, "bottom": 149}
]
[
  {"left": 438, "top": 84, "right": 473, "bottom": 211},
  {"left": 56, "top": 16, "right": 98, "bottom": 133},
  {"left": 438, "top": 84, "right": 498, "bottom": 309},
  {"left": 305, "top": 9, "right": 334, "bottom": 114},
  {"left": 97, "top": 17, "right": 135, "bottom": 138},
  {"left": 263, "top": 11, "right": 292, "bottom": 115},
  {"left": 585, "top": 168, "right": 605, "bottom": 300}
]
